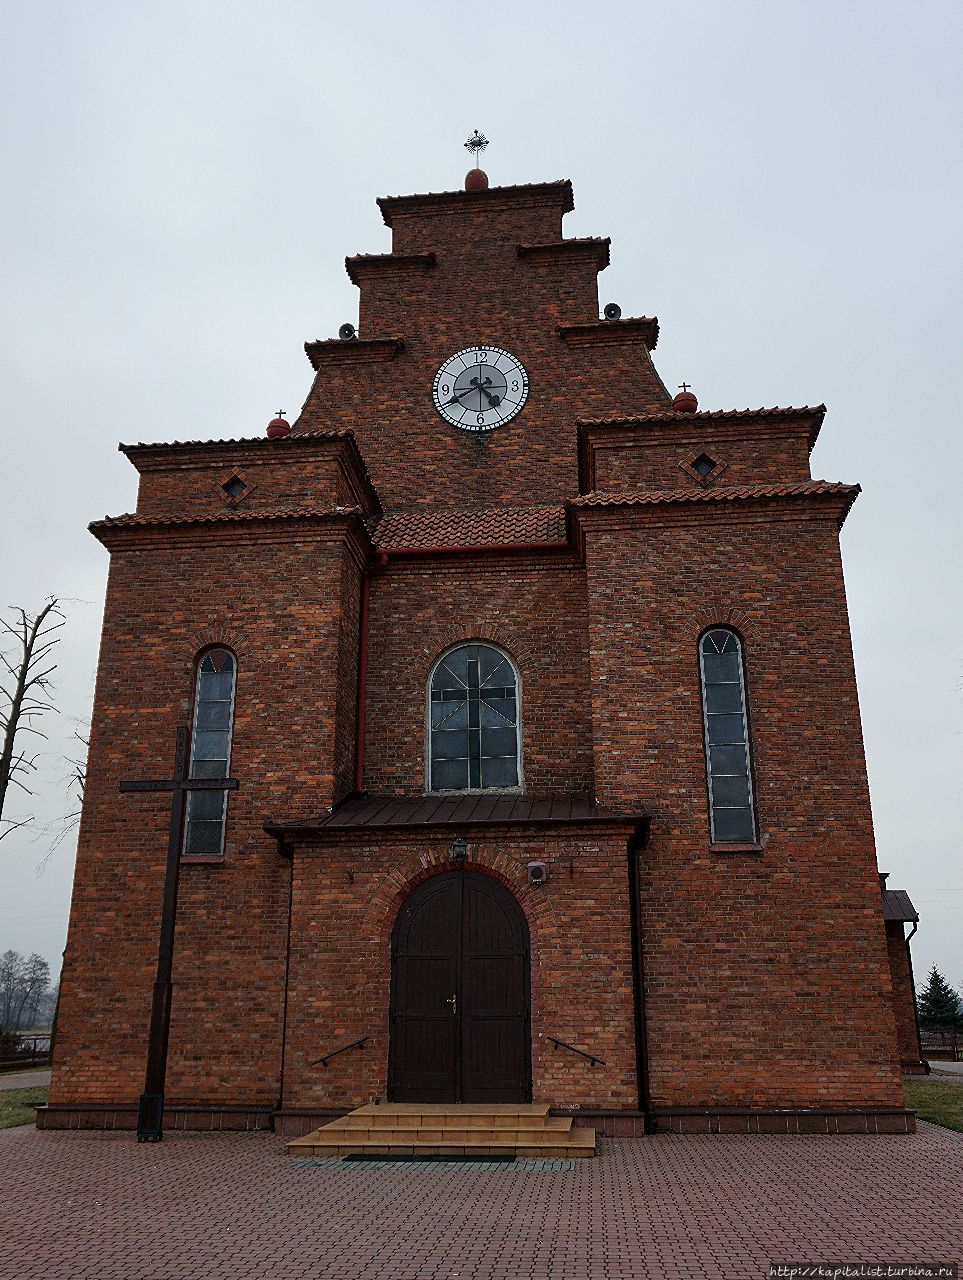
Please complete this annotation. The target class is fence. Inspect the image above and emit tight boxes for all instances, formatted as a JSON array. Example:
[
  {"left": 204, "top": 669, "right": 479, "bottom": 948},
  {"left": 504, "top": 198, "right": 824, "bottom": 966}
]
[
  {"left": 920, "top": 1028, "right": 962, "bottom": 1061},
  {"left": 0, "top": 1032, "right": 52, "bottom": 1071}
]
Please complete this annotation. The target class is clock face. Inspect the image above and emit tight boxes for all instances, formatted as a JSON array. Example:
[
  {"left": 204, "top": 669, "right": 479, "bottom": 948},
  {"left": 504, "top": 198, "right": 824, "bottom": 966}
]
[{"left": 432, "top": 345, "right": 529, "bottom": 431}]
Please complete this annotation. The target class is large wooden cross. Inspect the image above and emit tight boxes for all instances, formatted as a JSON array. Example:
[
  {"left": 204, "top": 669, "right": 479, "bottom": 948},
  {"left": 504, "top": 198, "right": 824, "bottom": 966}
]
[{"left": 120, "top": 724, "right": 238, "bottom": 1142}]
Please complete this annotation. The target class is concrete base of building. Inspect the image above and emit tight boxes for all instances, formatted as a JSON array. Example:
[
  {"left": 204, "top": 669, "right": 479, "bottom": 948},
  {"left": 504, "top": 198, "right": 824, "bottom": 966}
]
[
  {"left": 36, "top": 1103, "right": 277, "bottom": 1132},
  {"left": 37, "top": 1101, "right": 917, "bottom": 1136},
  {"left": 647, "top": 1107, "right": 917, "bottom": 1134}
]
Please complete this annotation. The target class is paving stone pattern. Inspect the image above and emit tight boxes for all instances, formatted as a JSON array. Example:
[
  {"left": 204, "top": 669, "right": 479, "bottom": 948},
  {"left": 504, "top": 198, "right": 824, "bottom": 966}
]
[{"left": 3, "top": 1128, "right": 962, "bottom": 1280}]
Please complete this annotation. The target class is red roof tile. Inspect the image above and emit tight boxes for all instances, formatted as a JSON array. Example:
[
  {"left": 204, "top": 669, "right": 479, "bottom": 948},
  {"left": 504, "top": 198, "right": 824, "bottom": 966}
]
[
  {"left": 374, "top": 506, "right": 568, "bottom": 552},
  {"left": 344, "top": 252, "right": 436, "bottom": 285},
  {"left": 517, "top": 237, "right": 611, "bottom": 270},
  {"left": 377, "top": 180, "right": 575, "bottom": 225},
  {"left": 90, "top": 506, "right": 364, "bottom": 533},
  {"left": 559, "top": 317, "right": 659, "bottom": 350},
  {"left": 569, "top": 481, "right": 860, "bottom": 524},
  {"left": 119, "top": 429, "right": 353, "bottom": 455},
  {"left": 304, "top": 337, "right": 405, "bottom": 370},
  {"left": 578, "top": 405, "right": 826, "bottom": 430}
]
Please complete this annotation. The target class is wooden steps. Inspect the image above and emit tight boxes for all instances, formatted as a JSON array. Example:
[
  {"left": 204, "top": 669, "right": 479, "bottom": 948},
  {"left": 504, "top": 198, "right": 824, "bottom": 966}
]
[{"left": 287, "top": 1103, "right": 597, "bottom": 1159}]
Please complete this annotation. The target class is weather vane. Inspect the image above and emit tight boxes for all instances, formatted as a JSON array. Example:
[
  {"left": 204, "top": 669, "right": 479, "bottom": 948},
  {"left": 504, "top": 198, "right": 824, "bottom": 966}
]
[{"left": 464, "top": 130, "right": 489, "bottom": 168}]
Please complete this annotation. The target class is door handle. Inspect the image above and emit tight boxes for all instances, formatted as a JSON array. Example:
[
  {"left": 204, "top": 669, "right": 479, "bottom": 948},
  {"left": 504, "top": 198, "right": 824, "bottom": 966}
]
[{"left": 446, "top": 994, "right": 457, "bottom": 1015}]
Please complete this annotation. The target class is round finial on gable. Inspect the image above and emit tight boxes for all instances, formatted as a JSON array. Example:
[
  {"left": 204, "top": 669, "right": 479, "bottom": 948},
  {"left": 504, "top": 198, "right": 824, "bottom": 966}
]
[
  {"left": 463, "top": 129, "right": 490, "bottom": 192},
  {"left": 267, "top": 411, "right": 291, "bottom": 439},
  {"left": 673, "top": 383, "right": 698, "bottom": 414}
]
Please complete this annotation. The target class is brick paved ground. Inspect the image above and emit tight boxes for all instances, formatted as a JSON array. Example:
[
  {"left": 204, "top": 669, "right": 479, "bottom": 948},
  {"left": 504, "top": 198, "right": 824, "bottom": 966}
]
[{"left": 2, "top": 1124, "right": 961, "bottom": 1280}]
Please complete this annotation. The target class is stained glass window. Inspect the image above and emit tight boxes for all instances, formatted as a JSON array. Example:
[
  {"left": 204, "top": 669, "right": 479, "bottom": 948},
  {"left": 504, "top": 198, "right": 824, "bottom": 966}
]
[
  {"left": 429, "top": 644, "right": 520, "bottom": 792},
  {"left": 184, "top": 648, "right": 236, "bottom": 857},
  {"left": 699, "top": 629, "right": 756, "bottom": 843}
]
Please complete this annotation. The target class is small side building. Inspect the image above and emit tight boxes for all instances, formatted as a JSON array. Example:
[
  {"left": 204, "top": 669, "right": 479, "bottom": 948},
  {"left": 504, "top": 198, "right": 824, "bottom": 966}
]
[{"left": 880, "top": 875, "right": 926, "bottom": 1075}]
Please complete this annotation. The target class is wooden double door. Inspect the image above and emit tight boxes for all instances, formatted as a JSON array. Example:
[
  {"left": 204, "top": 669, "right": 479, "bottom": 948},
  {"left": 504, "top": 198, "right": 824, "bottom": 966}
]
[{"left": 388, "top": 870, "right": 531, "bottom": 1103}]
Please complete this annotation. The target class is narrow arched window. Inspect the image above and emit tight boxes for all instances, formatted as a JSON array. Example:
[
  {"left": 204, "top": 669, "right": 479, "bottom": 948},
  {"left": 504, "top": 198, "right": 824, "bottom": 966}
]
[
  {"left": 699, "top": 629, "right": 756, "bottom": 844},
  {"left": 429, "top": 644, "right": 520, "bottom": 792},
  {"left": 184, "top": 648, "right": 236, "bottom": 857}
]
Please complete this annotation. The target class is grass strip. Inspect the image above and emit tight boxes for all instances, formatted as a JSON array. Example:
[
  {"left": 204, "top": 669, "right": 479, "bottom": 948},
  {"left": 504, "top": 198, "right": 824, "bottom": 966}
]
[
  {"left": 904, "top": 1075, "right": 963, "bottom": 1133},
  {"left": 0, "top": 1085, "right": 48, "bottom": 1130}
]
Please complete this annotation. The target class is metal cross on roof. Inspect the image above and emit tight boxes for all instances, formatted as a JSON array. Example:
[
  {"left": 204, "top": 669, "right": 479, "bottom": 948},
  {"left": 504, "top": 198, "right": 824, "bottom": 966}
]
[
  {"left": 275, "top": 409, "right": 286, "bottom": 418},
  {"left": 464, "top": 130, "right": 489, "bottom": 167},
  {"left": 678, "top": 382, "right": 692, "bottom": 393}
]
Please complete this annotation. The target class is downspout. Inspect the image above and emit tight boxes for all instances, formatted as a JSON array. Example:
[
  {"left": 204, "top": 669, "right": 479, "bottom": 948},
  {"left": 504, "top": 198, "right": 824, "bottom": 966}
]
[
  {"left": 354, "top": 562, "right": 375, "bottom": 796},
  {"left": 275, "top": 843, "right": 296, "bottom": 1120},
  {"left": 627, "top": 815, "right": 652, "bottom": 1131},
  {"left": 904, "top": 920, "right": 929, "bottom": 1074}
]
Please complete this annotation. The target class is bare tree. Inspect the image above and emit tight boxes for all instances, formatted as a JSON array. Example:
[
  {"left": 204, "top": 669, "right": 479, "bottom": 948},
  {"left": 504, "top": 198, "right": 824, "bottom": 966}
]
[
  {"left": 36, "top": 722, "right": 89, "bottom": 875},
  {"left": 0, "top": 949, "right": 52, "bottom": 1031},
  {"left": 0, "top": 950, "right": 22, "bottom": 1029},
  {"left": 0, "top": 599, "right": 65, "bottom": 842}
]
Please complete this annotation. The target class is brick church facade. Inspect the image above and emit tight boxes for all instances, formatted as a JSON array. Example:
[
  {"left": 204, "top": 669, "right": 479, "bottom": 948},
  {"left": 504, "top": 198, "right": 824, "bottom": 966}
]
[{"left": 47, "top": 173, "right": 921, "bottom": 1135}]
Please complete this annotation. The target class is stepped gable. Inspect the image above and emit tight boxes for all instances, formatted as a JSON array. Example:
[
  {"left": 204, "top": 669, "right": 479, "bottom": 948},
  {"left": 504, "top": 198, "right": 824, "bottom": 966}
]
[{"left": 293, "top": 177, "right": 670, "bottom": 509}]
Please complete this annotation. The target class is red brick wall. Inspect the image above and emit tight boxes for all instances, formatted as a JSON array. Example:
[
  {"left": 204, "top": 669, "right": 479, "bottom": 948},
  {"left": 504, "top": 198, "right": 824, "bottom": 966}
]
[
  {"left": 281, "top": 834, "right": 638, "bottom": 1112},
  {"left": 51, "top": 529, "right": 362, "bottom": 1107},
  {"left": 333, "top": 551, "right": 362, "bottom": 802},
  {"left": 127, "top": 439, "right": 372, "bottom": 521},
  {"left": 578, "top": 503, "right": 903, "bottom": 1107},
  {"left": 361, "top": 555, "right": 595, "bottom": 798},
  {"left": 588, "top": 427, "right": 814, "bottom": 491},
  {"left": 385, "top": 190, "right": 567, "bottom": 257}
]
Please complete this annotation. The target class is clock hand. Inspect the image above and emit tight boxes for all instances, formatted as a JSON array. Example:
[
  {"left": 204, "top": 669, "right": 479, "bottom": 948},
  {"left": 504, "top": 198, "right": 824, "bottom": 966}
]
[
  {"left": 469, "top": 376, "right": 501, "bottom": 408},
  {"left": 446, "top": 378, "right": 490, "bottom": 406},
  {"left": 445, "top": 389, "right": 474, "bottom": 406}
]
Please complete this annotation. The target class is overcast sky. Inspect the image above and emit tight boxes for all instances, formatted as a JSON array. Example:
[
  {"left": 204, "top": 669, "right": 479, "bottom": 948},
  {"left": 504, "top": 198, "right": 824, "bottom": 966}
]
[{"left": 1, "top": 0, "right": 960, "bottom": 992}]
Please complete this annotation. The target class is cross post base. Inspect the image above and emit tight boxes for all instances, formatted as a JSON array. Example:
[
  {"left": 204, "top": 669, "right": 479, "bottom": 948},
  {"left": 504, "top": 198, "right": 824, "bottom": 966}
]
[{"left": 136, "top": 1092, "right": 164, "bottom": 1142}]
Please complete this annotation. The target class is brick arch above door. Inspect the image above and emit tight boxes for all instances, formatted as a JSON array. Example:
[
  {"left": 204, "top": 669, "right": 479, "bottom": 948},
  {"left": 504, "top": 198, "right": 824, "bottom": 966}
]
[{"left": 361, "top": 845, "right": 555, "bottom": 947}]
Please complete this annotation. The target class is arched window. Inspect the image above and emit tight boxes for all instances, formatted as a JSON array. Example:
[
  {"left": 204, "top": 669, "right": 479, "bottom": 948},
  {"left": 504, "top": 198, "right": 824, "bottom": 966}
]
[
  {"left": 184, "top": 648, "right": 236, "bottom": 857},
  {"left": 429, "top": 643, "right": 520, "bottom": 793},
  {"left": 699, "top": 629, "right": 756, "bottom": 844}
]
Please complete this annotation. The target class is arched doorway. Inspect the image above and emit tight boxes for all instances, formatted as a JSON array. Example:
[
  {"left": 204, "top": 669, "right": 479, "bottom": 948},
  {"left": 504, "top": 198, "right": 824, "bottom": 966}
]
[{"left": 388, "top": 870, "right": 531, "bottom": 1103}]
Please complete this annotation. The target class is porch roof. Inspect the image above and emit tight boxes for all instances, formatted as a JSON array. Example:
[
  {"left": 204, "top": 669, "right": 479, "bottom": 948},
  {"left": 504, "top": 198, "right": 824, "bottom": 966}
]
[
  {"left": 882, "top": 888, "right": 919, "bottom": 924},
  {"left": 264, "top": 793, "right": 640, "bottom": 835}
]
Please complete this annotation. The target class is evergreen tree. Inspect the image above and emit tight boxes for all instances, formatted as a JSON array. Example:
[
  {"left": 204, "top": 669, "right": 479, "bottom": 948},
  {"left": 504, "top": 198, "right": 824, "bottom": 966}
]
[{"left": 917, "top": 965, "right": 963, "bottom": 1029}]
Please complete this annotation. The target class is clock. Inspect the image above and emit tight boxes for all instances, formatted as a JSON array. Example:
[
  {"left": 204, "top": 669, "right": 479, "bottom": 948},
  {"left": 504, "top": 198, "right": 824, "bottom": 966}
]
[{"left": 432, "top": 345, "right": 529, "bottom": 431}]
